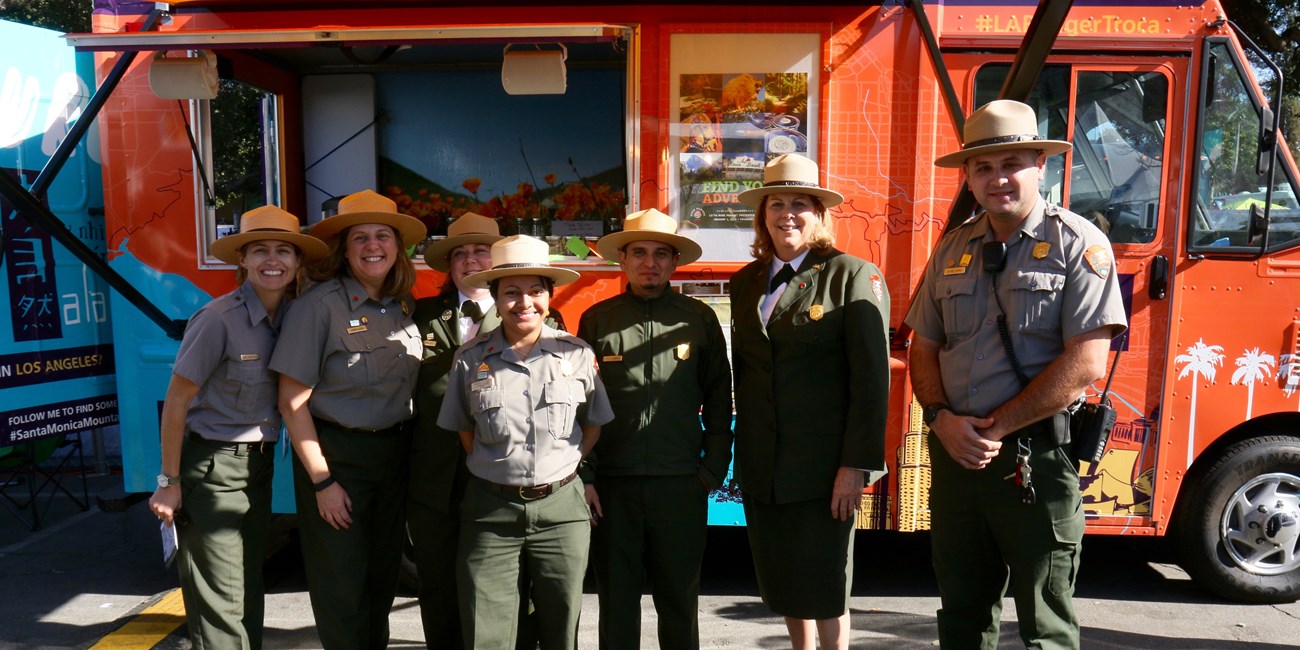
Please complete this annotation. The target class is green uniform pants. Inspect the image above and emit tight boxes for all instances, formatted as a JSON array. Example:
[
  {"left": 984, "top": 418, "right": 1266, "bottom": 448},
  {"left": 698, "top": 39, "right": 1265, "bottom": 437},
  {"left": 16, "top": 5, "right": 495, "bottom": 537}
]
[
  {"left": 928, "top": 432, "right": 1084, "bottom": 650},
  {"left": 176, "top": 436, "right": 274, "bottom": 650},
  {"left": 406, "top": 469, "right": 466, "bottom": 649},
  {"left": 591, "top": 474, "right": 708, "bottom": 650},
  {"left": 458, "top": 476, "right": 591, "bottom": 650},
  {"left": 294, "top": 420, "right": 408, "bottom": 650},
  {"left": 406, "top": 471, "right": 540, "bottom": 650}
]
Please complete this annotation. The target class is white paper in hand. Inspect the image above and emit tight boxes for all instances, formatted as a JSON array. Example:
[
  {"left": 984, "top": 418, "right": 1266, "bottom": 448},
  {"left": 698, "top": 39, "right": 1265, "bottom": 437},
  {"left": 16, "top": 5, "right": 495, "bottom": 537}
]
[{"left": 161, "top": 519, "right": 178, "bottom": 568}]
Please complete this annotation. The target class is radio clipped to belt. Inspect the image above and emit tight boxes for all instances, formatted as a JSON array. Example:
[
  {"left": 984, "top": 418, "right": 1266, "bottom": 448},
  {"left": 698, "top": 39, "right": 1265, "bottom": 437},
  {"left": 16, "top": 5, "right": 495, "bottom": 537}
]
[{"left": 1069, "top": 337, "right": 1123, "bottom": 464}]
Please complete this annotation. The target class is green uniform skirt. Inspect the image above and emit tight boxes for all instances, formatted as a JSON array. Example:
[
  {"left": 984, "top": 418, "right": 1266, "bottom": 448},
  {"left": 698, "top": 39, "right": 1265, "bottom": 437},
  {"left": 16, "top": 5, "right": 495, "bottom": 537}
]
[{"left": 743, "top": 496, "right": 855, "bottom": 620}]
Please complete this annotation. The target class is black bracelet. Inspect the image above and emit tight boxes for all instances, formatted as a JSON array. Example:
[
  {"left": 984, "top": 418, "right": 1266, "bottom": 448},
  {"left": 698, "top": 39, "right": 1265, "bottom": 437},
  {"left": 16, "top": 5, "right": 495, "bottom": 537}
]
[{"left": 313, "top": 475, "right": 336, "bottom": 492}]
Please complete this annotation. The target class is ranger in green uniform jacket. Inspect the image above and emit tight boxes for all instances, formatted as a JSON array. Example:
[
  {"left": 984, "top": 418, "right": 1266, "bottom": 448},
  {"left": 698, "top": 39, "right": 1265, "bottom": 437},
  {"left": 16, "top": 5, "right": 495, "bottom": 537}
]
[{"left": 578, "top": 209, "right": 732, "bottom": 649}]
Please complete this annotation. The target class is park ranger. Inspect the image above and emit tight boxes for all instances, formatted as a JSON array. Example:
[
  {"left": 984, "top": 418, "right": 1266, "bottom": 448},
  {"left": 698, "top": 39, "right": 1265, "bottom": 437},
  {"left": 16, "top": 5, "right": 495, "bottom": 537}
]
[{"left": 578, "top": 208, "right": 733, "bottom": 649}]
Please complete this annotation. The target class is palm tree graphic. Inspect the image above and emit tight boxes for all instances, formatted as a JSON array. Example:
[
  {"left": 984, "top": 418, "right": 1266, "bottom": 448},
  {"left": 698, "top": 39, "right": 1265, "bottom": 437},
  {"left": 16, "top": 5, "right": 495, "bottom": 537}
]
[
  {"left": 1175, "top": 339, "right": 1225, "bottom": 468},
  {"left": 1230, "top": 348, "right": 1275, "bottom": 418}
]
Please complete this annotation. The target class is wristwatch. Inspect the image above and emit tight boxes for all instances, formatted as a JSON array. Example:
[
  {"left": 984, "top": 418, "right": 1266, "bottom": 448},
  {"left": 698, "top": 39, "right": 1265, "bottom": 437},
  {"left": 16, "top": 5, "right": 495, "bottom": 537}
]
[
  {"left": 922, "top": 403, "right": 951, "bottom": 427},
  {"left": 156, "top": 473, "right": 179, "bottom": 488}
]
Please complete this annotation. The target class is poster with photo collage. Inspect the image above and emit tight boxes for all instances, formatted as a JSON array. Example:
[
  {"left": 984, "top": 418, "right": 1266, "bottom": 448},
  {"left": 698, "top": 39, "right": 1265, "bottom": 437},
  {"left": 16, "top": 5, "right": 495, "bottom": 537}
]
[{"left": 677, "top": 71, "right": 810, "bottom": 231}]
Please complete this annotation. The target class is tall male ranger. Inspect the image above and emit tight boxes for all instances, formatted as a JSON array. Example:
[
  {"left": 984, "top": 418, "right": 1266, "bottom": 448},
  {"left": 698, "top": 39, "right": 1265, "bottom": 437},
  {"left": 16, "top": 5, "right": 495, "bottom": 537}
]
[
  {"left": 578, "top": 209, "right": 733, "bottom": 649},
  {"left": 905, "top": 100, "right": 1126, "bottom": 649}
]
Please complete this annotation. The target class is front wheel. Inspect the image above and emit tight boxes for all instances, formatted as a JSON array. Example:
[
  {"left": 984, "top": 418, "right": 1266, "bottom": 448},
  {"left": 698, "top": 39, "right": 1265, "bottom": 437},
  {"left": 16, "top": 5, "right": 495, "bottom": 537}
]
[{"left": 1175, "top": 435, "right": 1300, "bottom": 603}]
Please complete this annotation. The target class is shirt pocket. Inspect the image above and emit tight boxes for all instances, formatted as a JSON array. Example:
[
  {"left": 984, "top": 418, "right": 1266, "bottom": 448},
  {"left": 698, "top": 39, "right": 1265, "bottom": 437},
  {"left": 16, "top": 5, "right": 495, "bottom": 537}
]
[
  {"left": 340, "top": 333, "right": 374, "bottom": 385},
  {"left": 227, "top": 360, "right": 274, "bottom": 413},
  {"left": 1010, "top": 270, "right": 1065, "bottom": 333},
  {"left": 937, "top": 275, "right": 979, "bottom": 340},
  {"left": 470, "top": 387, "right": 509, "bottom": 444},
  {"left": 543, "top": 378, "right": 587, "bottom": 440}
]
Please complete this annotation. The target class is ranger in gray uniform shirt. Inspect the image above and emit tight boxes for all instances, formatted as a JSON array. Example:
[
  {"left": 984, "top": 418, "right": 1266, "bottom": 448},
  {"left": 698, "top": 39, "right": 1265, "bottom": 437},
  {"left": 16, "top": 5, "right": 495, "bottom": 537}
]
[
  {"left": 439, "top": 235, "right": 614, "bottom": 650},
  {"left": 905, "top": 100, "right": 1127, "bottom": 650},
  {"left": 149, "top": 205, "right": 326, "bottom": 650},
  {"left": 271, "top": 189, "right": 426, "bottom": 650}
]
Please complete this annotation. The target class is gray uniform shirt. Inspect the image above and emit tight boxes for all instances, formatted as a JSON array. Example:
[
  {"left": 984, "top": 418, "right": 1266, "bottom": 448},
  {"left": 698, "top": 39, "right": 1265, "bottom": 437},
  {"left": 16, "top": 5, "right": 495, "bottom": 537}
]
[
  {"left": 904, "top": 200, "right": 1128, "bottom": 416},
  {"left": 173, "top": 281, "right": 282, "bottom": 442},
  {"left": 438, "top": 325, "right": 614, "bottom": 486},
  {"left": 270, "top": 274, "right": 421, "bottom": 430}
]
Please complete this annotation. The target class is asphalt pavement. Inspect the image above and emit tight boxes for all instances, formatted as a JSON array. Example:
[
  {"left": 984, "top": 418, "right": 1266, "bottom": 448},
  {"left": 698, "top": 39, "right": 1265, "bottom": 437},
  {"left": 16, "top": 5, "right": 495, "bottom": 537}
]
[{"left": 2, "top": 472, "right": 1298, "bottom": 649}]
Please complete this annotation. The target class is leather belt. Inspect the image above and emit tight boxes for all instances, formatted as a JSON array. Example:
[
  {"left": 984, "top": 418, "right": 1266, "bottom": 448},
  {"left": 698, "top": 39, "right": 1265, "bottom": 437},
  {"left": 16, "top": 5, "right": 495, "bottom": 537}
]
[
  {"left": 315, "top": 418, "right": 405, "bottom": 436},
  {"left": 476, "top": 473, "right": 578, "bottom": 501},
  {"left": 187, "top": 431, "right": 274, "bottom": 454}
]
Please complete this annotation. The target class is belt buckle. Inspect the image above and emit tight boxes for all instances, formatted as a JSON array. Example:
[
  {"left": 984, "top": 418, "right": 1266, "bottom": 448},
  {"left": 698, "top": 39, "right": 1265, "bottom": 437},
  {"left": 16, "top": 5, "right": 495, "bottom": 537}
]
[{"left": 518, "top": 485, "right": 546, "bottom": 500}]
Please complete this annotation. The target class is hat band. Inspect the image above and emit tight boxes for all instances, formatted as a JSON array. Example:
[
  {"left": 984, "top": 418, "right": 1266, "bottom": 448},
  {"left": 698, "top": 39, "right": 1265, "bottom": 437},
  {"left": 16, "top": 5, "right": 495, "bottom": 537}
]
[
  {"left": 491, "top": 262, "right": 550, "bottom": 271},
  {"left": 243, "top": 227, "right": 294, "bottom": 234},
  {"left": 964, "top": 134, "right": 1043, "bottom": 149},
  {"left": 762, "top": 180, "right": 821, "bottom": 189}
]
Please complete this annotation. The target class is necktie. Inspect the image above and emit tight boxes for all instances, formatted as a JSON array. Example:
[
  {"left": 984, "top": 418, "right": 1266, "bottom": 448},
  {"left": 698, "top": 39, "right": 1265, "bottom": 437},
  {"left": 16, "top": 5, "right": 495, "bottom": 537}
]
[
  {"left": 769, "top": 263, "right": 795, "bottom": 294},
  {"left": 461, "top": 300, "right": 485, "bottom": 323}
]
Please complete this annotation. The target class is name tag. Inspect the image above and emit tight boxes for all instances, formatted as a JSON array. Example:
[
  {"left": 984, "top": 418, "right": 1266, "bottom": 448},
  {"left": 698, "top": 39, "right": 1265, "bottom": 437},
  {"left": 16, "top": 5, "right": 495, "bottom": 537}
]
[
  {"left": 472, "top": 377, "right": 495, "bottom": 391},
  {"left": 346, "top": 325, "right": 368, "bottom": 334},
  {"left": 239, "top": 354, "right": 260, "bottom": 361},
  {"left": 943, "top": 266, "right": 968, "bottom": 276},
  {"left": 602, "top": 355, "right": 623, "bottom": 362}
]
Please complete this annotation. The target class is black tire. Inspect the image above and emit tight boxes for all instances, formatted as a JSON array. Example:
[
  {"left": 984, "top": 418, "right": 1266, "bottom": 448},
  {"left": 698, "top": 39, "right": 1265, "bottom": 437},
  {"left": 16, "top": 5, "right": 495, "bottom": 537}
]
[{"left": 1174, "top": 434, "right": 1300, "bottom": 603}]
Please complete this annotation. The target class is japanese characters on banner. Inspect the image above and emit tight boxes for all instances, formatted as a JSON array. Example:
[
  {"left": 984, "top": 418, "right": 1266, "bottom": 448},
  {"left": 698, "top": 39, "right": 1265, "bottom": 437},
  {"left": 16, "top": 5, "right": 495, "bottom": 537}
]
[
  {"left": 0, "top": 19, "right": 117, "bottom": 445},
  {"left": 669, "top": 33, "right": 820, "bottom": 261}
]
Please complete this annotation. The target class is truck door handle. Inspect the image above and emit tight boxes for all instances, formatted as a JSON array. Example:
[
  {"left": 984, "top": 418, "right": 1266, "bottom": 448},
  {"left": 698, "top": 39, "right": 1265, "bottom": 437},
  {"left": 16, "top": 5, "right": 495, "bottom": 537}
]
[{"left": 1150, "top": 254, "right": 1168, "bottom": 300}]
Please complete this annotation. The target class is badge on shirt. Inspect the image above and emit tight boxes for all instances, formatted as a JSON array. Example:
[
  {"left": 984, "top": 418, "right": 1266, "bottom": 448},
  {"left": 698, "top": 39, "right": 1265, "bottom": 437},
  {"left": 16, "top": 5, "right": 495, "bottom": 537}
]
[
  {"left": 1033, "top": 242, "right": 1051, "bottom": 259},
  {"left": 959, "top": 253, "right": 972, "bottom": 267},
  {"left": 239, "top": 353, "right": 260, "bottom": 361},
  {"left": 472, "top": 377, "right": 495, "bottom": 391},
  {"left": 674, "top": 343, "right": 691, "bottom": 360},
  {"left": 1083, "top": 244, "right": 1113, "bottom": 279},
  {"left": 871, "top": 274, "right": 884, "bottom": 303},
  {"left": 476, "top": 362, "right": 491, "bottom": 380},
  {"left": 809, "top": 305, "right": 824, "bottom": 321},
  {"left": 560, "top": 360, "right": 575, "bottom": 376},
  {"left": 423, "top": 333, "right": 438, "bottom": 348},
  {"left": 602, "top": 355, "right": 623, "bottom": 363},
  {"left": 441, "top": 309, "right": 453, "bottom": 322},
  {"left": 346, "top": 324, "right": 368, "bottom": 334}
]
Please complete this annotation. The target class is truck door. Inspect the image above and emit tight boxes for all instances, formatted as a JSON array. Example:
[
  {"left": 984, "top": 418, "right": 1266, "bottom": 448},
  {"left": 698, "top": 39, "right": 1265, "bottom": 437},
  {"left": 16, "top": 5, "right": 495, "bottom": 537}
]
[{"left": 953, "top": 57, "right": 1185, "bottom": 528}]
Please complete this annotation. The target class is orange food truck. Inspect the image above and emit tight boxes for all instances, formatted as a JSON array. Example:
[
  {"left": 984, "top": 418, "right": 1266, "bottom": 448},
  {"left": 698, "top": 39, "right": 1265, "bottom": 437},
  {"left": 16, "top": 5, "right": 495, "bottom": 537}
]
[{"left": 3, "top": 0, "right": 1297, "bottom": 603}]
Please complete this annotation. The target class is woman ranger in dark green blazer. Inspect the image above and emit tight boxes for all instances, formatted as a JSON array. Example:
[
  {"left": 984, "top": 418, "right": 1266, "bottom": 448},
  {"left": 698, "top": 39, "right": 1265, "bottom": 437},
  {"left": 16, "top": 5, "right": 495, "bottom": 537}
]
[{"left": 729, "top": 154, "right": 891, "bottom": 650}]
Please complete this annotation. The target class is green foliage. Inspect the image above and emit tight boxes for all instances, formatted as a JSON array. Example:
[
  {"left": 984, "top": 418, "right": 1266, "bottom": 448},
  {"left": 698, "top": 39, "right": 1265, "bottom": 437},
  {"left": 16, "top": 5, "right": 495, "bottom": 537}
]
[
  {"left": 0, "top": 0, "right": 91, "bottom": 33},
  {"left": 210, "top": 80, "right": 269, "bottom": 213},
  {"left": 1223, "top": 0, "right": 1300, "bottom": 162}
]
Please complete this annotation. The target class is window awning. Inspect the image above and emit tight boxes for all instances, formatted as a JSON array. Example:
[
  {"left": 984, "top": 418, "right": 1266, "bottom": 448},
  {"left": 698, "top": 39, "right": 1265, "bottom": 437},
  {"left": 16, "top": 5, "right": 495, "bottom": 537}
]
[{"left": 65, "top": 24, "right": 628, "bottom": 52}]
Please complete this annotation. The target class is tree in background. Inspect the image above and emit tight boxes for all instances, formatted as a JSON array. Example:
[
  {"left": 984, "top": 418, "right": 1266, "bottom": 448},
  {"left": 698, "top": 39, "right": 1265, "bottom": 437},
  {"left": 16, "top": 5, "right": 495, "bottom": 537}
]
[
  {"left": 1222, "top": 0, "right": 1300, "bottom": 162},
  {"left": 0, "top": 0, "right": 91, "bottom": 33}
]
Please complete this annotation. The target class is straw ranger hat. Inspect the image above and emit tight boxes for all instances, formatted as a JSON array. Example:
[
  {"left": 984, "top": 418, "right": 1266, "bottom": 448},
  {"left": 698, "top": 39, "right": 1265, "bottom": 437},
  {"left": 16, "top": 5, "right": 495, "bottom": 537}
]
[
  {"left": 935, "top": 99, "right": 1072, "bottom": 168},
  {"left": 420, "top": 212, "right": 504, "bottom": 271},
  {"left": 210, "top": 205, "right": 328, "bottom": 264},
  {"left": 737, "top": 154, "right": 843, "bottom": 209},
  {"left": 309, "top": 189, "right": 427, "bottom": 245},
  {"left": 595, "top": 208, "right": 702, "bottom": 265},
  {"left": 466, "top": 235, "right": 580, "bottom": 288}
]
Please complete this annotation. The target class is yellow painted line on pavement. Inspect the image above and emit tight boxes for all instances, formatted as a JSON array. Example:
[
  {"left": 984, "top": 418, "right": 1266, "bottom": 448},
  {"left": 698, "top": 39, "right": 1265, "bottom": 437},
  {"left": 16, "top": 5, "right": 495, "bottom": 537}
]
[{"left": 89, "top": 588, "right": 186, "bottom": 649}]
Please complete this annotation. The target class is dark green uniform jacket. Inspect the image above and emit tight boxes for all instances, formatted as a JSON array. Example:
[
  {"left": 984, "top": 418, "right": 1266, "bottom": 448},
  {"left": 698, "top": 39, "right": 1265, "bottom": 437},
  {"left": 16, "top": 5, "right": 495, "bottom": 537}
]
[
  {"left": 730, "top": 248, "right": 891, "bottom": 504},
  {"left": 578, "top": 287, "right": 733, "bottom": 488}
]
